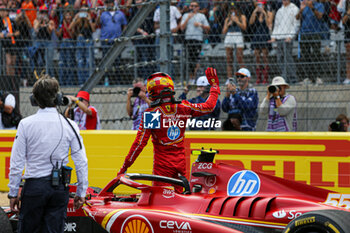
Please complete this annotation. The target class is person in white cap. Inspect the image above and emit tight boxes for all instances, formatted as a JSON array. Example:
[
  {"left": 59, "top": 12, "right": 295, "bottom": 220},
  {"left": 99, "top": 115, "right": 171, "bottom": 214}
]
[
  {"left": 222, "top": 68, "right": 259, "bottom": 131},
  {"left": 179, "top": 75, "right": 221, "bottom": 130},
  {"left": 259, "top": 76, "right": 297, "bottom": 131}
]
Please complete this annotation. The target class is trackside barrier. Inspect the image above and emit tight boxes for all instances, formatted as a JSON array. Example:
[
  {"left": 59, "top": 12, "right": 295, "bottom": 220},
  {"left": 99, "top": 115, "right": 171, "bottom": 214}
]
[{"left": 0, "top": 131, "right": 349, "bottom": 194}]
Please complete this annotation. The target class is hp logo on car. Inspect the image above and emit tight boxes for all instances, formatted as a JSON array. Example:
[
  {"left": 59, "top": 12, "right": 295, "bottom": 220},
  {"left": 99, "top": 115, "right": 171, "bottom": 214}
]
[{"left": 227, "top": 170, "right": 260, "bottom": 196}]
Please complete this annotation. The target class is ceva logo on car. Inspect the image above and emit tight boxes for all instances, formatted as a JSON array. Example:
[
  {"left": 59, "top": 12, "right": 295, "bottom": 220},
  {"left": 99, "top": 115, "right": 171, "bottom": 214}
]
[
  {"left": 227, "top": 170, "right": 261, "bottom": 196},
  {"left": 159, "top": 220, "right": 192, "bottom": 231}
]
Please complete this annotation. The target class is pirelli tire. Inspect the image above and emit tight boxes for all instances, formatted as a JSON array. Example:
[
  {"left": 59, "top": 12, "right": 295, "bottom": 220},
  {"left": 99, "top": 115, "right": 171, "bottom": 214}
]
[
  {"left": 283, "top": 209, "right": 350, "bottom": 233},
  {"left": 0, "top": 208, "right": 12, "bottom": 233}
]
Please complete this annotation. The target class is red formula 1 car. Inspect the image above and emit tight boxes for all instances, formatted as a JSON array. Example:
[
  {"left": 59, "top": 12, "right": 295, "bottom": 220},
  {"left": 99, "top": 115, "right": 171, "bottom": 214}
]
[{"left": 2, "top": 149, "right": 350, "bottom": 233}]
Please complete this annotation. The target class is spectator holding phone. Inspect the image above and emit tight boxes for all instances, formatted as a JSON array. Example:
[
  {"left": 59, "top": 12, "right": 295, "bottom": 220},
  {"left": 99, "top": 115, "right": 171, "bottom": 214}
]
[
  {"left": 249, "top": 1, "right": 271, "bottom": 84},
  {"left": 179, "top": 76, "right": 221, "bottom": 130},
  {"left": 15, "top": 8, "right": 32, "bottom": 84},
  {"left": 269, "top": 0, "right": 300, "bottom": 84},
  {"left": 222, "top": 2, "right": 247, "bottom": 79},
  {"left": 33, "top": 5, "right": 56, "bottom": 76},
  {"left": 222, "top": 68, "right": 258, "bottom": 131},
  {"left": 70, "top": 5, "right": 95, "bottom": 85},
  {"left": 180, "top": 0, "right": 210, "bottom": 84},
  {"left": 57, "top": 6, "right": 75, "bottom": 85},
  {"left": 126, "top": 78, "right": 151, "bottom": 130}
]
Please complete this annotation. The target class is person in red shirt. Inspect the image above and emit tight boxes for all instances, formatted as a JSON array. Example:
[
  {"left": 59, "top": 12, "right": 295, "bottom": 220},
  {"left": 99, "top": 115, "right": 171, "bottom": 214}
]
[
  {"left": 21, "top": 0, "right": 36, "bottom": 26},
  {"left": 117, "top": 67, "right": 220, "bottom": 192},
  {"left": 65, "top": 91, "right": 101, "bottom": 130}
]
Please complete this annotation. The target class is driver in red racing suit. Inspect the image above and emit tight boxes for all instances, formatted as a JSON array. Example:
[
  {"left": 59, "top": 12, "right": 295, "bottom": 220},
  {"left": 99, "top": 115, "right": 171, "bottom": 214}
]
[{"left": 118, "top": 67, "right": 220, "bottom": 192}]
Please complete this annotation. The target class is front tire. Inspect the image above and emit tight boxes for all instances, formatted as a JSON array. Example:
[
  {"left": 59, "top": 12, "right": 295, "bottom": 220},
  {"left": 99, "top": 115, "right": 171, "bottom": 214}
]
[{"left": 283, "top": 209, "right": 350, "bottom": 233}]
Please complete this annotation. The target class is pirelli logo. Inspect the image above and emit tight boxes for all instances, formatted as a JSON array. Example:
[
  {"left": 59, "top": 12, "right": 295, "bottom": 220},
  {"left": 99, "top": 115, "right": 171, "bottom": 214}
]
[{"left": 295, "top": 217, "right": 315, "bottom": 226}]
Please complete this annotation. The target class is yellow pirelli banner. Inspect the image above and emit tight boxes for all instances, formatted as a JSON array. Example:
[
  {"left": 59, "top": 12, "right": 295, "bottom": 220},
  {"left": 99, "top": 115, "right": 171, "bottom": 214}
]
[{"left": 0, "top": 131, "right": 349, "bottom": 193}]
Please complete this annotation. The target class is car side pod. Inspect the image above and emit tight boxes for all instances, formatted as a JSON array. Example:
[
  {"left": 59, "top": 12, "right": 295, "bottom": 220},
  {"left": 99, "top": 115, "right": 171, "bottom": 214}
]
[
  {"left": 83, "top": 207, "right": 245, "bottom": 233},
  {"left": 283, "top": 209, "right": 350, "bottom": 233}
]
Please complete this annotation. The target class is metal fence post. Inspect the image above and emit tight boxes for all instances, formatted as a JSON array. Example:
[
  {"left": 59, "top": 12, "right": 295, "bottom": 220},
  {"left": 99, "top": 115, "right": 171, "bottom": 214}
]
[
  {"left": 337, "top": 39, "right": 341, "bottom": 84},
  {"left": 233, "top": 43, "right": 237, "bottom": 74},
  {"left": 180, "top": 44, "right": 184, "bottom": 85},
  {"left": 306, "top": 84, "right": 309, "bottom": 131},
  {"left": 45, "top": 45, "right": 48, "bottom": 75},
  {"left": 89, "top": 42, "right": 94, "bottom": 77},
  {"left": 283, "top": 41, "right": 287, "bottom": 78},
  {"left": 134, "top": 45, "right": 137, "bottom": 78},
  {"left": 159, "top": 0, "right": 170, "bottom": 74}
]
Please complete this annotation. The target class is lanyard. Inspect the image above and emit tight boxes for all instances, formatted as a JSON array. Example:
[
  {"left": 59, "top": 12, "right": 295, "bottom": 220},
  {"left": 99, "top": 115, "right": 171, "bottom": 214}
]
[{"left": 3, "top": 17, "right": 15, "bottom": 44}]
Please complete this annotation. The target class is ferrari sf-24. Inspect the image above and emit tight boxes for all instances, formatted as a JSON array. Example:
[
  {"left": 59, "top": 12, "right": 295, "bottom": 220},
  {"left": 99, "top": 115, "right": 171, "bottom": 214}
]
[{"left": 2, "top": 149, "right": 350, "bottom": 233}]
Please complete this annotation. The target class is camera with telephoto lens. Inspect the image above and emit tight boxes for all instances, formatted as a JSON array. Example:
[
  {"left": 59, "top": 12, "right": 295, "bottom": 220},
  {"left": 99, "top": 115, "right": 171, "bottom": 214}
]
[
  {"left": 30, "top": 93, "right": 72, "bottom": 106},
  {"left": 268, "top": 85, "right": 279, "bottom": 94},
  {"left": 131, "top": 87, "right": 141, "bottom": 97}
]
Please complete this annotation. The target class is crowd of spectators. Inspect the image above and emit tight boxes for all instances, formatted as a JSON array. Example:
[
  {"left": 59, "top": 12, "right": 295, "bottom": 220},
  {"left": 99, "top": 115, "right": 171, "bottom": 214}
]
[{"left": 0, "top": 0, "right": 348, "bottom": 86}]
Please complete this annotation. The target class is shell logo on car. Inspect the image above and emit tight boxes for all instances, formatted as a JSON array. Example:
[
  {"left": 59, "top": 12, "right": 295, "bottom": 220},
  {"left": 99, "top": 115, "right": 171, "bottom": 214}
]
[{"left": 121, "top": 215, "right": 154, "bottom": 233}]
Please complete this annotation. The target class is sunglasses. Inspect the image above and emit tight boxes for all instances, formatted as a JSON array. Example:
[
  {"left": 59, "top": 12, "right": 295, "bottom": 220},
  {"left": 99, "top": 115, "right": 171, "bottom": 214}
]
[
  {"left": 78, "top": 97, "right": 89, "bottom": 102},
  {"left": 190, "top": 4, "right": 199, "bottom": 7},
  {"left": 236, "top": 75, "right": 247, "bottom": 79}
]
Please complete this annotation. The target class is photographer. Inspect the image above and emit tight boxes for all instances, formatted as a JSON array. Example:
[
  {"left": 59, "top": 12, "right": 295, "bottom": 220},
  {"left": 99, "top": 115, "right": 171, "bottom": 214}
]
[
  {"left": 64, "top": 91, "right": 101, "bottom": 130},
  {"left": 0, "top": 91, "right": 20, "bottom": 129},
  {"left": 259, "top": 76, "right": 297, "bottom": 131},
  {"left": 126, "top": 78, "right": 151, "bottom": 130},
  {"left": 8, "top": 75, "right": 88, "bottom": 232},
  {"left": 222, "top": 68, "right": 258, "bottom": 131}
]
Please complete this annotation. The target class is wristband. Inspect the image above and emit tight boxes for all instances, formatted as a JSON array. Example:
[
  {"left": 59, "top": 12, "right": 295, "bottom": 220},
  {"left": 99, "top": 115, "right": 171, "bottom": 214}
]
[
  {"left": 75, "top": 100, "right": 80, "bottom": 104},
  {"left": 8, "top": 194, "right": 17, "bottom": 199},
  {"left": 274, "top": 96, "right": 280, "bottom": 99}
]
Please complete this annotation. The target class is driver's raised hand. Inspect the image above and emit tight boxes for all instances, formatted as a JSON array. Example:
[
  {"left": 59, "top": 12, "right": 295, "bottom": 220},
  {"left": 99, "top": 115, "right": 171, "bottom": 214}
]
[{"left": 205, "top": 67, "right": 220, "bottom": 94}]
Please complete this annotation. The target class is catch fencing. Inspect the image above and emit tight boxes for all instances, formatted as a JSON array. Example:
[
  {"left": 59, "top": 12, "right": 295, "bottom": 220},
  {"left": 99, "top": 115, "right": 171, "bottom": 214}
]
[{"left": 0, "top": 0, "right": 348, "bottom": 131}]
